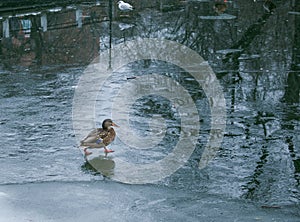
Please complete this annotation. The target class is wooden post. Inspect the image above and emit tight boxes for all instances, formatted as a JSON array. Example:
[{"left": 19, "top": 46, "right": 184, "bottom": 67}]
[
  {"left": 76, "top": 9, "right": 83, "bottom": 28},
  {"left": 41, "top": 14, "right": 47, "bottom": 32},
  {"left": 3, "top": 18, "right": 9, "bottom": 38},
  {"left": 108, "top": 0, "right": 112, "bottom": 69}
]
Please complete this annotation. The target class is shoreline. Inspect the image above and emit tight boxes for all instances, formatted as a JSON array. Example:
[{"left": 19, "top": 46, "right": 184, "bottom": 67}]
[
  {"left": 0, "top": 181, "right": 299, "bottom": 222},
  {"left": 0, "top": 0, "right": 94, "bottom": 14}
]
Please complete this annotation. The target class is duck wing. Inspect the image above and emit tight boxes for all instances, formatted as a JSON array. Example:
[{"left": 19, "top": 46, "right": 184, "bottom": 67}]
[
  {"left": 80, "top": 129, "right": 99, "bottom": 144},
  {"left": 99, "top": 128, "right": 116, "bottom": 146}
]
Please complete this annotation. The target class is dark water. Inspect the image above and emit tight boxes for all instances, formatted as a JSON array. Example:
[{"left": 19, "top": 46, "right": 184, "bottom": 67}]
[{"left": 0, "top": 0, "right": 299, "bottom": 209}]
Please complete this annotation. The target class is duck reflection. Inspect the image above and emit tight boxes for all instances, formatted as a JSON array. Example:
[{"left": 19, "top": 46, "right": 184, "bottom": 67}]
[{"left": 86, "top": 155, "right": 115, "bottom": 177}]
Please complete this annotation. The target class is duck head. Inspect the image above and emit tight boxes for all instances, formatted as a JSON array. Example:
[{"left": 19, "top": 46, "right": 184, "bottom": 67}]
[{"left": 102, "top": 119, "right": 119, "bottom": 130}]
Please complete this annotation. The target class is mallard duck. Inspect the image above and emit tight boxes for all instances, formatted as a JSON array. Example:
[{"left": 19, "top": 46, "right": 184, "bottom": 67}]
[{"left": 81, "top": 119, "right": 119, "bottom": 156}]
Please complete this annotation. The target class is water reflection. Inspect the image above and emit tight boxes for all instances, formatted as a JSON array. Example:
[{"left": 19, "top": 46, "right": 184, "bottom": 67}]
[
  {"left": 1, "top": 4, "right": 100, "bottom": 67},
  {"left": 0, "top": 0, "right": 299, "bottom": 205},
  {"left": 87, "top": 155, "right": 115, "bottom": 177}
]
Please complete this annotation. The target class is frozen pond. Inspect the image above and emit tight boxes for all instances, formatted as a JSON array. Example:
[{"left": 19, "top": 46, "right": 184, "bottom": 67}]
[{"left": 0, "top": 0, "right": 299, "bottom": 221}]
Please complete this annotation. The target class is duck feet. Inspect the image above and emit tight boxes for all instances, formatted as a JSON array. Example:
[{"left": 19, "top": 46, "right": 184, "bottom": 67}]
[
  {"left": 84, "top": 147, "right": 93, "bottom": 156},
  {"left": 104, "top": 148, "right": 114, "bottom": 153}
]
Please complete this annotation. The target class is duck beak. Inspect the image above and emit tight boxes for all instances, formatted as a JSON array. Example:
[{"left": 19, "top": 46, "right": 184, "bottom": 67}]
[{"left": 112, "top": 122, "right": 120, "bottom": 127}]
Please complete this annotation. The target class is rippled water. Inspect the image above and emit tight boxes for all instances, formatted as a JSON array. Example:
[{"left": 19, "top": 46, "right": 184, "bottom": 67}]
[{"left": 0, "top": 0, "right": 299, "bottom": 208}]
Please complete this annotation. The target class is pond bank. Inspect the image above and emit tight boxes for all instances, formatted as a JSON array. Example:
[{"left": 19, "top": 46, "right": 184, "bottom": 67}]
[{"left": 0, "top": 181, "right": 299, "bottom": 222}]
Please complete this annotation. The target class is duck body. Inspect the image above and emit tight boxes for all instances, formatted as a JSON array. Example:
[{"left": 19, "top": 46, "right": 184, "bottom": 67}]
[
  {"left": 81, "top": 127, "right": 116, "bottom": 147},
  {"left": 81, "top": 119, "right": 118, "bottom": 155}
]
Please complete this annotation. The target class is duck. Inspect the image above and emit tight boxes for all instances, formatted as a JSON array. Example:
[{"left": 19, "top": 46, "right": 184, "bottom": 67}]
[
  {"left": 118, "top": 1, "right": 133, "bottom": 11},
  {"left": 81, "top": 119, "right": 119, "bottom": 156}
]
